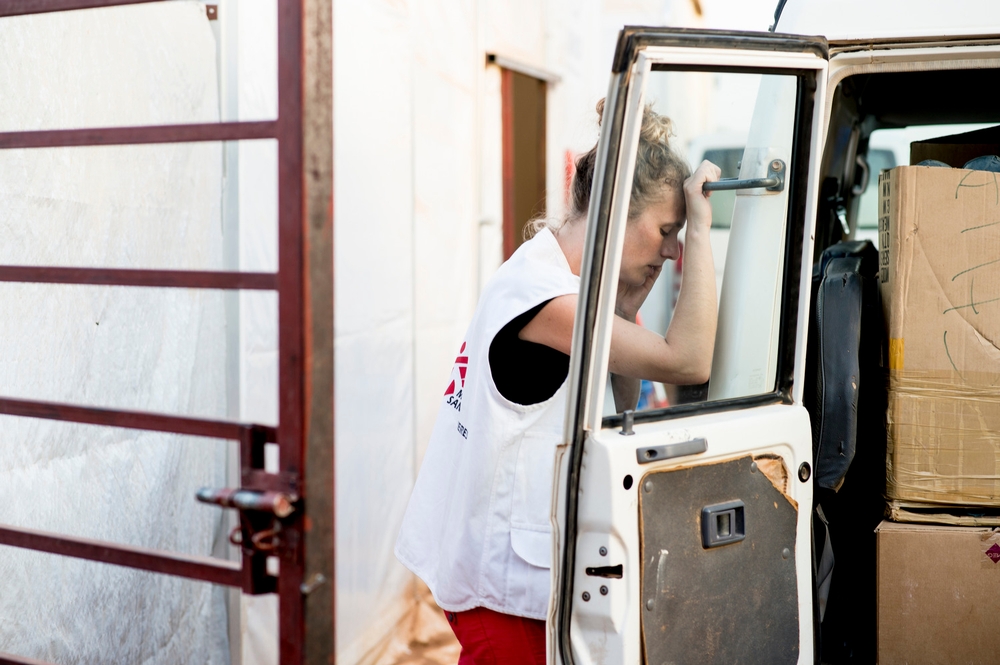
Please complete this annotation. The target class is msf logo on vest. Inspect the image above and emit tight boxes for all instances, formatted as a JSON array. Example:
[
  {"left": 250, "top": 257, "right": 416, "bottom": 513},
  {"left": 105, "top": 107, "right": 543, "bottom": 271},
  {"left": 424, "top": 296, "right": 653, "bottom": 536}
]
[{"left": 444, "top": 342, "right": 468, "bottom": 412}]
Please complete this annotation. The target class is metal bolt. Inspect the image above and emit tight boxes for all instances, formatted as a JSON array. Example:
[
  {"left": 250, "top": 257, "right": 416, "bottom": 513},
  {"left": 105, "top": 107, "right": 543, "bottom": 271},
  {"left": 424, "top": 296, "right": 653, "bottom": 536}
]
[
  {"left": 644, "top": 480, "right": 653, "bottom": 493},
  {"left": 600, "top": 585, "right": 609, "bottom": 596},
  {"left": 645, "top": 599, "right": 654, "bottom": 611},
  {"left": 299, "top": 573, "right": 327, "bottom": 595},
  {"left": 582, "top": 591, "right": 591, "bottom": 602},
  {"left": 750, "top": 461, "right": 758, "bottom": 473},
  {"left": 782, "top": 548, "right": 791, "bottom": 560},
  {"left": 771, "top": 159, "right": 783, "bottom": 172},
  {"left": 599, "top": 546, "right": 608, "bottom": 556},
  {"left": 798, "top": 462, "right": 811, "bottom": 482},
  {"left": 620, "top": 409, "right": 635, "bottom": 436}
]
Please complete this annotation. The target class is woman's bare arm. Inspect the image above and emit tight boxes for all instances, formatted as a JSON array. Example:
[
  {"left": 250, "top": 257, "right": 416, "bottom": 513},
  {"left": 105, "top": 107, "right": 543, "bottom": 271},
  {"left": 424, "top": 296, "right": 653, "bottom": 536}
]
[{"left": 520, "top": 161, "right": 720, "bottom": 392}]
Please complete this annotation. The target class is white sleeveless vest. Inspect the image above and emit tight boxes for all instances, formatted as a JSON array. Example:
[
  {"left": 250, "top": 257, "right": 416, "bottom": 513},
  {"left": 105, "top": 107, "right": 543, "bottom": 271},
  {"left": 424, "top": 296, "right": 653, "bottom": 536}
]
[{"left": 395, "top": 228, "right": 580, "bottom": 620}]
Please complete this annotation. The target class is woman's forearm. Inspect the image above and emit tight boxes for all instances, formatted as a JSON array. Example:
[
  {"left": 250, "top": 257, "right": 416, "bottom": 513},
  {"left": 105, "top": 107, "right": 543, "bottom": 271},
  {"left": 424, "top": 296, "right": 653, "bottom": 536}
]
[
  {"left": 664, "top": 226, "right": 717, "bottom": 382},
  {"left": 611, "top": 372, "right": 640, "bottom": 413}
]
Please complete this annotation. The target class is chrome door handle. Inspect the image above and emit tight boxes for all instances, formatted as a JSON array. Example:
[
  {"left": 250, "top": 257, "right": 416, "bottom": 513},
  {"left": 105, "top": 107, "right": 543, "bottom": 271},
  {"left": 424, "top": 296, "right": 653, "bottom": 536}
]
[{"left": 703, "top": 159, "right": 785, "bottom": 192}]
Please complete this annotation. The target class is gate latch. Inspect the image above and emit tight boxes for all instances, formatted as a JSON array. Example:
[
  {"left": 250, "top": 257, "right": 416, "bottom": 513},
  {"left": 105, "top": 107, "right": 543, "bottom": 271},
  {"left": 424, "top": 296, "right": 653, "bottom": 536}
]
[
  {"left": 196, "top": 487, "right": 298, "bottom": 519},
  {"left": 195, "top": 425, "right": 301, "bottom": 594}
]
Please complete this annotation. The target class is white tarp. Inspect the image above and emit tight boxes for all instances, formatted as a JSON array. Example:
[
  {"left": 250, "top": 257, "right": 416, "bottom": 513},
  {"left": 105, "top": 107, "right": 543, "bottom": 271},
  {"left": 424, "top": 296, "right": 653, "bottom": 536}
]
[{"left": 0, "top": 3, "right": 230, "bottom": 662}]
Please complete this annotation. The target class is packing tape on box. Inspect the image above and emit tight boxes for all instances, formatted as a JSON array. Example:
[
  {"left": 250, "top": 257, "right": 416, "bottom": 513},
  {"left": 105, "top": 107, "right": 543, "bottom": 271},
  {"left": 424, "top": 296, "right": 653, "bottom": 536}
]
[{"left": 887, "top": 370, "right": 1000, "bottom": 506}]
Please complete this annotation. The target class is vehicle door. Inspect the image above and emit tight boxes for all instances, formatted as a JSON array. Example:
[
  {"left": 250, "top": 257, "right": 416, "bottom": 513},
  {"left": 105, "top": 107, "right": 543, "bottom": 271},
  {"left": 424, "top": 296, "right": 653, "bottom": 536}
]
[{"left": 551, "top": 29, "right": 829, "bottom": 665}]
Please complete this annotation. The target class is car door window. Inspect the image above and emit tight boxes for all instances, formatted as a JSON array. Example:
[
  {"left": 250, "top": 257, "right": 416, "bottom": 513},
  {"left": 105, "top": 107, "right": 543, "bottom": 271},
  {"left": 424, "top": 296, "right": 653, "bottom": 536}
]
[{"left": 608, "top": 70, "right": 800, "bottom": 415}]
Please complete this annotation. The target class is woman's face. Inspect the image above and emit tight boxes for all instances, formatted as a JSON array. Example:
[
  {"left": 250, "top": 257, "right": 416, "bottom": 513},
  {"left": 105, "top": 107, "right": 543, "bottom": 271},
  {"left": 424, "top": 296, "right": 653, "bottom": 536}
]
[{"left": 620, "top": 187, "right": 686, "bottom": 287}]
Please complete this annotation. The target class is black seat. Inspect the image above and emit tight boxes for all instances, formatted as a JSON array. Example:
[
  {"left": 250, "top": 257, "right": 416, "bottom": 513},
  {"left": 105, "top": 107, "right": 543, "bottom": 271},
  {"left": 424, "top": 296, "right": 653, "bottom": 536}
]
[{"left": 803, "top": 240, "right": 886, "bottom": 663}]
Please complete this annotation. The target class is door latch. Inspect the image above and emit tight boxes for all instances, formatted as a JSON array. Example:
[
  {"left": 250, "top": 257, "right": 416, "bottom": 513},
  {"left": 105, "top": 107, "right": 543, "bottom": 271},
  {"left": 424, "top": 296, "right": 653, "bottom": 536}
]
[
  {"left": 701, "top": 500, "right": 746, "bottom": 548},
  {"left": 195, "top": 425, "right": 300, "bottom": 595}
]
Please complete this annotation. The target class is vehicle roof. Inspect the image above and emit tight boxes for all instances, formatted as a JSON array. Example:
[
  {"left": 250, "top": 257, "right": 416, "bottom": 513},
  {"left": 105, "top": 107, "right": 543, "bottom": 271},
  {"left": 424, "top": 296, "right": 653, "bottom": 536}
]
[{"left": 774, "top": 0, "right": 1000, "bottom": 43}]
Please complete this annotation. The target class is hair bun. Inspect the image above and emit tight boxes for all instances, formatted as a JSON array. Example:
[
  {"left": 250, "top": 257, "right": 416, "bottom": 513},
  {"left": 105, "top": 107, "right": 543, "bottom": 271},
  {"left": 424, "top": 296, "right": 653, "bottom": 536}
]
[
  {"left": 595, "top": 99, "right": 674, "bottom": 147},
  {"left": 639, "top": 104, "right": 675, "bottom": 146},
  {"left": 573, "top": 97, "right": 688, "bottom": 222}
]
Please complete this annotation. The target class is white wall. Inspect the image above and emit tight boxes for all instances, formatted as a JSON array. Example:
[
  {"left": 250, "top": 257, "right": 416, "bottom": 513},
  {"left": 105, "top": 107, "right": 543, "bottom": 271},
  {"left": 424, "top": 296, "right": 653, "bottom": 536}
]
[{"left": 332, "top": 1, "right": 419, "bottom": 661}]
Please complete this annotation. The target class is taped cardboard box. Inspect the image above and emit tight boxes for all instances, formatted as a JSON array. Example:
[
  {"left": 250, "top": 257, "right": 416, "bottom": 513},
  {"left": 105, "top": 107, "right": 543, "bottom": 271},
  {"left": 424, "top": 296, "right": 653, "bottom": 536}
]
[
  {"left": 876, "top": 521, "right": 1000, "bottom": 665},
  {"left": 879, "top": 165, "right": 1000, "bottom": 506}
]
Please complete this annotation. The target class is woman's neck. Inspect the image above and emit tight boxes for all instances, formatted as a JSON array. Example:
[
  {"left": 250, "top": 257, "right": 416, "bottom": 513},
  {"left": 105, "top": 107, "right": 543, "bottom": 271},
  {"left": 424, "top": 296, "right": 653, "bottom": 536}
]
[{"left": 553, "top": 216, "right": 586, "bottom": 276}]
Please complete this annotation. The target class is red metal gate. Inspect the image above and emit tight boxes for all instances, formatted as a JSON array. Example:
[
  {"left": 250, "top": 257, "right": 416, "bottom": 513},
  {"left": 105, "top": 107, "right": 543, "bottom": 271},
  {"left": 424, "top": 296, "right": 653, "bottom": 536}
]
[{"left": 0, "top": 1, "right": 334, "bottom": 663}]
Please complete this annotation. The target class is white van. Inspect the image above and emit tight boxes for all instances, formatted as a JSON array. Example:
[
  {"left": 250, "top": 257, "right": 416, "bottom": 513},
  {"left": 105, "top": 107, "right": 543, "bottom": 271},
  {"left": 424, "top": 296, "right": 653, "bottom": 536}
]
[{"left": 550, "top": 3, "right": 1000, "bottom": 663}]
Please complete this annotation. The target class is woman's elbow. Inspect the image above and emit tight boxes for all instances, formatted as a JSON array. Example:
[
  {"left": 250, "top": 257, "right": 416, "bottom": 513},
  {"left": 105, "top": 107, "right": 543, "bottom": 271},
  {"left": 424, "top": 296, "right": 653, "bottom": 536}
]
[
  {"left": 677, "top": 355, "right": 712, "bottom": 386},
  {"left": 652, "top": 361, "right": 710, "bottom": 386},
  {"left": 678, "top": 366, "right": 710, "bottom": 386},
  {"left": 690, "top": 367, "right": 712, "bottom": 386}
]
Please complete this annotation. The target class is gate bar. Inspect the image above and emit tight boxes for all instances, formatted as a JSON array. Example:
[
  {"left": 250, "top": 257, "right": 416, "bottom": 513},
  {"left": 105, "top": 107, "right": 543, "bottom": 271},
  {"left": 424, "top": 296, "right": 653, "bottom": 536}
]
[
  {"left": 0, "top": 0, "right": 161, "bottom": 18},
  {"left": 0, "top": 396, "right": 278, "bottom": 442},
  {"left": 0, "top": 266, "right": 277, "bottom": 290},
  {"left": 275, "top": 0, "right": 307, "bottom": 657},
  {"left": 0, "top": 524, "right": 243, "bottom": 587},
  {"left": 0, "top": 120, "right": 277, "bottom": 150}
]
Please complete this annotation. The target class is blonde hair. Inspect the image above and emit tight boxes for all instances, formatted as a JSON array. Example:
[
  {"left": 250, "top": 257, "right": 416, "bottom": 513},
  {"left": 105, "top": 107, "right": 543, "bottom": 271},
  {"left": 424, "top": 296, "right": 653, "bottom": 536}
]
[{"left": 526, "top": 100, "right": 688, "bottom": 240}]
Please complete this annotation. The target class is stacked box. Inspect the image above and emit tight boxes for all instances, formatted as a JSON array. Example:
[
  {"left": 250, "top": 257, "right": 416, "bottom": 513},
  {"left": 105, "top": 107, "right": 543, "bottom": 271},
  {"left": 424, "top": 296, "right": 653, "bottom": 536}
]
[
  {"left": 879, "top": 164, "right": 1000, "bottom": 508},
  {"left": 876, "top": 521, "right": 1000, "bottom": 664}
]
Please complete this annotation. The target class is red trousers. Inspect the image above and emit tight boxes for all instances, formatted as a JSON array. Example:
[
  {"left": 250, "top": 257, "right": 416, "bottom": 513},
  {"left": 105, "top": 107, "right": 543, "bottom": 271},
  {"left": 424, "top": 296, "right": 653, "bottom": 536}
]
[{"left": 445, "top": 607, "right": 546, "bottom": 665}]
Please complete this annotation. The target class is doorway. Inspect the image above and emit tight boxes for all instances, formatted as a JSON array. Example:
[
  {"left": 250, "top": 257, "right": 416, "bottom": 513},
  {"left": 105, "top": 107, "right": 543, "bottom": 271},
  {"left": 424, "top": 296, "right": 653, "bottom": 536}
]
[{"left": 501, "top": 68, "right": 547, "bottom": 259}]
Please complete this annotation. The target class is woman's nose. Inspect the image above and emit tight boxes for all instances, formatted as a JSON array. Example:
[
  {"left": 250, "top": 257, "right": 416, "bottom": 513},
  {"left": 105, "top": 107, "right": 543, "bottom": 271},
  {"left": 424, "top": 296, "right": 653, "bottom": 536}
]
[{"left": 661, "top": 237, "right": 679, "bottom": 260}]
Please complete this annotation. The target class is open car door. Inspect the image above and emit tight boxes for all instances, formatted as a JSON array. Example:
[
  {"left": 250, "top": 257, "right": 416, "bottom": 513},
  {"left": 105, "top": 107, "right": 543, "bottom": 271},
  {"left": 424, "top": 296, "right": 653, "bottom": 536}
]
[{"left": 552, "top": 29, "right": 829, "bottom": 664}]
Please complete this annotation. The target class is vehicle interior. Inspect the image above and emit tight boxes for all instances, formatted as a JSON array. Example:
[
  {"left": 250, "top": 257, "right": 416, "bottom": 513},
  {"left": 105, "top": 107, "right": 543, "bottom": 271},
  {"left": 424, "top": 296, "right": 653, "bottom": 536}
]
[{"left": 809, "top": 63, "right": 1000, "bottom": 663}]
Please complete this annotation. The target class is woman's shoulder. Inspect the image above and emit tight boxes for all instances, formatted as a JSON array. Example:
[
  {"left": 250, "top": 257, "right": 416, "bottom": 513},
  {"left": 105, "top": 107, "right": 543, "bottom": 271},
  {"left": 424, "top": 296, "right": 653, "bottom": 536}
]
[{"left": 501, "top": 227, "right": 575, "bottom": 282}]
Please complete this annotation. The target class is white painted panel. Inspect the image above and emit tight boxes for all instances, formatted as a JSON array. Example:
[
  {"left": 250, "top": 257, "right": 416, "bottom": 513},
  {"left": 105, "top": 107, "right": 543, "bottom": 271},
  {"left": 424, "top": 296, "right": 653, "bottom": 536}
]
[
  {"left": 778, "top": 0, "right": 1000, "bottom": 41},
  {"left": 709, "top": 74, "right": 798, "bottom": 400}
]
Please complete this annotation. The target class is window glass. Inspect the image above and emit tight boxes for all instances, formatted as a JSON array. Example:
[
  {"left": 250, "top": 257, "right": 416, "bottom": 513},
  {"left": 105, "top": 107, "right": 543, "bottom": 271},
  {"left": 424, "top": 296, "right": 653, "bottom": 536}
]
[
  {"left": 700, "top": 147, "right": 743, "bottom": 230},
  {"left": 856, "top": 148, "right": 895, "bottom": 232},
  {"left": 604, "top": 70, "right": 798, "bottom": 416}
]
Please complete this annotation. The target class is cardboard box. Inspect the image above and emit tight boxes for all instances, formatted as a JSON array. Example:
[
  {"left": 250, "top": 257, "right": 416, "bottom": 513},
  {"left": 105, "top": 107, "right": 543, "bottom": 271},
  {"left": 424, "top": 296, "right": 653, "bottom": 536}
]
[
  {"left": 877, "top": 521, "right": 1000, "bottom": 665},
  {"left": 910, "top": 124, "right": 1000, "bottom": 168},
  {"left": 879, "top": 166, "right": 1000, "bottom": 506}
]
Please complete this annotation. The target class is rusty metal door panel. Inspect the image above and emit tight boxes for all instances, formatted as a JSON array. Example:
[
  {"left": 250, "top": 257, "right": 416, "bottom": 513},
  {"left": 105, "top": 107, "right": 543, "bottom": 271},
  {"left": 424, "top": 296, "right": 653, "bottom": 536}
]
[{"left": 639, "top": 456, "right": 799, "bottom": 665}]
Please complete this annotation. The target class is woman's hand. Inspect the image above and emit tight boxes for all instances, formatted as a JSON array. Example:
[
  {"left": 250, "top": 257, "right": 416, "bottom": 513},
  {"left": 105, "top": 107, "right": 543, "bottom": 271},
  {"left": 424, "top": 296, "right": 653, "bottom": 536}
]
[
  {"left": 616, "top": 264, "right": 661, "bottom": 322},
  {"left": 683, "top": 160, "right": 722, "bottom": 236}
]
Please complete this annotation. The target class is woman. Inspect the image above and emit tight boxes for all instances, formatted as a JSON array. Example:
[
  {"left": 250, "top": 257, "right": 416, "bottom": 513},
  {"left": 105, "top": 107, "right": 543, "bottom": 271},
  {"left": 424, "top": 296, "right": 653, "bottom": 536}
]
[{"left": 395, "top": 101, "right": 720, "bottom": 663}]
